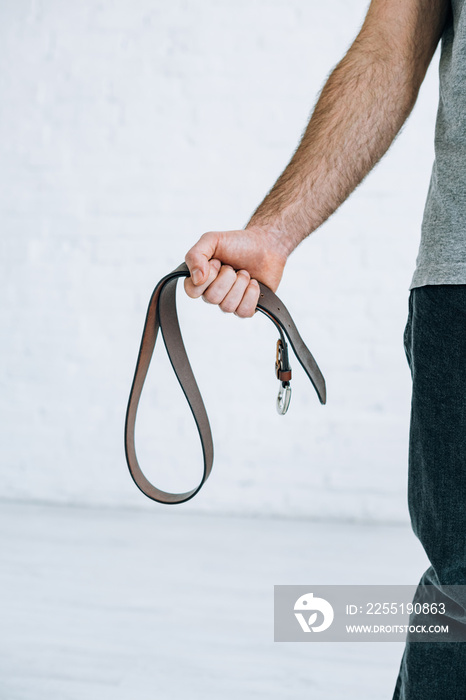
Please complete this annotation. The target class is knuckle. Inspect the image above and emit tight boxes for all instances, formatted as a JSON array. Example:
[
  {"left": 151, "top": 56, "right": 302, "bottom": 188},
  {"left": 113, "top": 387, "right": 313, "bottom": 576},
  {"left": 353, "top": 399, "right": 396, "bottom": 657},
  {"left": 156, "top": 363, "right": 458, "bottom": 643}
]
[
  {"left": 199, "top": 232, "right": 213, "bottom": 247},
  {"left": 203, "top": 287, "right": 221, "bottom": 305},
  {"left": 220, "top": 264, "right": 235, "bottom": 279},
  {"left": 250, "top": 283, "right": 260, "bottom": 302},
  {"left": 219, "top": 300, "right": 235, "bottom": 313},
  {"left": 202, "top": 290, "right": 215, "bottom": 304},
  {"left": 235, "top": 306, "right": 250, "bottom": 319}
]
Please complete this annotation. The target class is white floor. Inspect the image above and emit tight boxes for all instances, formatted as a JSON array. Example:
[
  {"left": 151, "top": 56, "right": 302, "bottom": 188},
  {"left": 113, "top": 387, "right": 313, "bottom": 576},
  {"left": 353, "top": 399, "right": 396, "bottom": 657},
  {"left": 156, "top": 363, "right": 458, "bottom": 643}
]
[{"left": 0, "top": 501, "right": 430, "bottom": 700}]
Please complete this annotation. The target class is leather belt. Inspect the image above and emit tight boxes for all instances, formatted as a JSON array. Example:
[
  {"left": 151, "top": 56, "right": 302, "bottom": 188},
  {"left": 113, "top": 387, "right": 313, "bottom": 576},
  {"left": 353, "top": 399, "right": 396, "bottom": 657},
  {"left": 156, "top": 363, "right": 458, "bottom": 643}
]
[{"left": 124, "top": 262, "right": 326, "bottom": 504}]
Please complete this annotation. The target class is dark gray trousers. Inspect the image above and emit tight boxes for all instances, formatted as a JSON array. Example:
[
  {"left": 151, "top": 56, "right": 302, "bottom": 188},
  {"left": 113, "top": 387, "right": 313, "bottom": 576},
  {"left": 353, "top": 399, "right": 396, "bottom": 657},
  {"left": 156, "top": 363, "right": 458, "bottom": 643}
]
[{"left": 392, "top": 285, "right": 466, "bottom": 699}]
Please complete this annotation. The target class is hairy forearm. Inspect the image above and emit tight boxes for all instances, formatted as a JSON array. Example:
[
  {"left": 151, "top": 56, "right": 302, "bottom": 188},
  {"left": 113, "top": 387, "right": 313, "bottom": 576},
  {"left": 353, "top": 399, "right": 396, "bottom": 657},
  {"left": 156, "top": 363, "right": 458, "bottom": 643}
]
[
  {"left": 184, "top": 0, "right": 449, "bottom": 314},
  {"left": 247, "top": 21, "right": 438, "bottom": 254}
]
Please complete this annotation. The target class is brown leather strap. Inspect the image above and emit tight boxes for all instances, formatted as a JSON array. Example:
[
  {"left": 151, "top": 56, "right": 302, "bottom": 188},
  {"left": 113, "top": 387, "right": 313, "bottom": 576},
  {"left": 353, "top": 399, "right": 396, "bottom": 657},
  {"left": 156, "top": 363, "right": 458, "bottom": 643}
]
[{"left": 124, "top": 262, "right": 326, "bottom": 504}]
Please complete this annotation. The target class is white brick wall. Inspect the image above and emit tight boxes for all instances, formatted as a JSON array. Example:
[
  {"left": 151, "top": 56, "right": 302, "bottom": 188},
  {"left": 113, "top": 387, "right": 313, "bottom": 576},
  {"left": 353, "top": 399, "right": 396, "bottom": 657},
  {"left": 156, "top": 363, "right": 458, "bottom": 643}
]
[{"left": 0, "top": 0, "right": 440, "bottom": 522}]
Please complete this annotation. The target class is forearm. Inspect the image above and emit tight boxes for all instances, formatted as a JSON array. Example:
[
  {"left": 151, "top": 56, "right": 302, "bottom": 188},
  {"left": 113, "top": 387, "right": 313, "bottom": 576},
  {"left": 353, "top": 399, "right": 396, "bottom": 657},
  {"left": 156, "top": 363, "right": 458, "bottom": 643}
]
[
  {"left": 184, "top": 0, "right": 449, "bottom": 316},
  {"left": 247, "top": 5, "right": 446, "bottom": 255}
]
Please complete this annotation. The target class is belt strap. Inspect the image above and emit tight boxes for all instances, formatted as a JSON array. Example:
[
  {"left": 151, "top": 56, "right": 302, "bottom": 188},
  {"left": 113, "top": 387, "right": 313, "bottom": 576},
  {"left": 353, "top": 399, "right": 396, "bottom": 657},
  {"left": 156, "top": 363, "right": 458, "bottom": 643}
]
[{"left": 124, "top": 262, "right": 326, "bottom": 504}]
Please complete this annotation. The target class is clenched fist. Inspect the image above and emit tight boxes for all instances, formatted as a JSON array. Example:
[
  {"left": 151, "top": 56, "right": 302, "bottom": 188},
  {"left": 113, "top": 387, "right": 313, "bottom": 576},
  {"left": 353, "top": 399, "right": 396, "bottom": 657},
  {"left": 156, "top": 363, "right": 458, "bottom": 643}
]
[{"left": 184, "top": 226, "right": 288, "bottom": 318}]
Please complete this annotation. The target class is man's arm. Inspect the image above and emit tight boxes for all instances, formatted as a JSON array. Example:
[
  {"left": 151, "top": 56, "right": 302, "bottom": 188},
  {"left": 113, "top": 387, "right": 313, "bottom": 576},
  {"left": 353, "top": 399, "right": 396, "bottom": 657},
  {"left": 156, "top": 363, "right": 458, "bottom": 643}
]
[{"left": 184, "top": 0, "right": 450, "bottom": 317}]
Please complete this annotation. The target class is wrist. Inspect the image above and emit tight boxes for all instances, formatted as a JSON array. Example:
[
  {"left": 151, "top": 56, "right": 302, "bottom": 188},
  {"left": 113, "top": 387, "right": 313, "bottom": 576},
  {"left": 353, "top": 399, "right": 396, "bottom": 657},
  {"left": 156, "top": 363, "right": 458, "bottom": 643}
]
[{"left": 246, "top": 221, "right": 296, "bottom": 261}]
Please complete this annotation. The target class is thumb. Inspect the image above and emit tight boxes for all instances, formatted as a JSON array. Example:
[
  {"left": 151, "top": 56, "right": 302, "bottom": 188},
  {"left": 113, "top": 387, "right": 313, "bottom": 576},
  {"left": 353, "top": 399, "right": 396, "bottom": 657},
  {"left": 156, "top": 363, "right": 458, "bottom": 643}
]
[{"left": 185, "top": 232, "right": 219, "bottom": 286}]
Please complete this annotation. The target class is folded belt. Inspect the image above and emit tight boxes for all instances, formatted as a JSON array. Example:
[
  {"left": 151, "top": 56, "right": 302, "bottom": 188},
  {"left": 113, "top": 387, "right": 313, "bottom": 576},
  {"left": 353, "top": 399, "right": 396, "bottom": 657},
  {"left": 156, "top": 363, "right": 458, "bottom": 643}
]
[{"left": 124, "top": 262, "right": 326, "bottom": 505}]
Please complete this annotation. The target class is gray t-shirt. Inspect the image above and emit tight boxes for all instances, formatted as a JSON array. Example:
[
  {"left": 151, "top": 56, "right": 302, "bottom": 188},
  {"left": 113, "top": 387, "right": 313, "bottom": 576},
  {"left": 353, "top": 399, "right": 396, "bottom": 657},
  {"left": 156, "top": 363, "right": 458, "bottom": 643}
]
[{"left": 410, "top": 1, "right": 466, "bottom": 290}]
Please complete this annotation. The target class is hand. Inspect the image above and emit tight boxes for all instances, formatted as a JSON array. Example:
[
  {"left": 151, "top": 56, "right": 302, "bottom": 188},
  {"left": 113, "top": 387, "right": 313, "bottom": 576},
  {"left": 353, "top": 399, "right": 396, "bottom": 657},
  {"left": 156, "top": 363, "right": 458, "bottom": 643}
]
[{"left": 184, "top": 226, "right": 288, "bottom": 318}]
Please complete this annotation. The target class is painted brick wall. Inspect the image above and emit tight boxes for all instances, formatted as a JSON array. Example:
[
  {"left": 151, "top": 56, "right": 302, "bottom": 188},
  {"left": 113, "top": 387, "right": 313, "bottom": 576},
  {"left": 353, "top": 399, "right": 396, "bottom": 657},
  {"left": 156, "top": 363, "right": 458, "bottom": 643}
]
[{"left": 0, "top": 0, "right": 440, "bottom": 522}]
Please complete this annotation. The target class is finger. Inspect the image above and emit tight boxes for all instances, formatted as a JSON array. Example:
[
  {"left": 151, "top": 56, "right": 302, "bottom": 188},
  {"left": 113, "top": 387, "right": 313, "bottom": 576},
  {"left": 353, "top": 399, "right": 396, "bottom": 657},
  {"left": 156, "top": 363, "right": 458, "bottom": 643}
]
[
  {"left": 202, "top": 265, "right": 237, "bottom": 305},
  {"left": 184, "top": 259, "right": 221, "bottom": 299},
  {"left": 234, "top": 279, "right": 261, "bottom": 318},
  {"left": 185, "top": 232, "right": 219, "bottom": 286},
  {"left": 219, "top": 270, "right": 251, "bottom": 313}
]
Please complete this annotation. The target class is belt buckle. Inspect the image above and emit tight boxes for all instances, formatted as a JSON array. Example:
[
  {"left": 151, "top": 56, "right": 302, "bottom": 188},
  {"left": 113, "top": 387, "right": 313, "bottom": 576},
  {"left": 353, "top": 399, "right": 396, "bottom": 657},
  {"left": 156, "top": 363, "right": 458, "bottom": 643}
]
[
  {"left": 276, "top": 382, "right": 292, "bottom": 415},
  {"left": 275, "top": 339, "right": 292, "bottom": 415}
]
